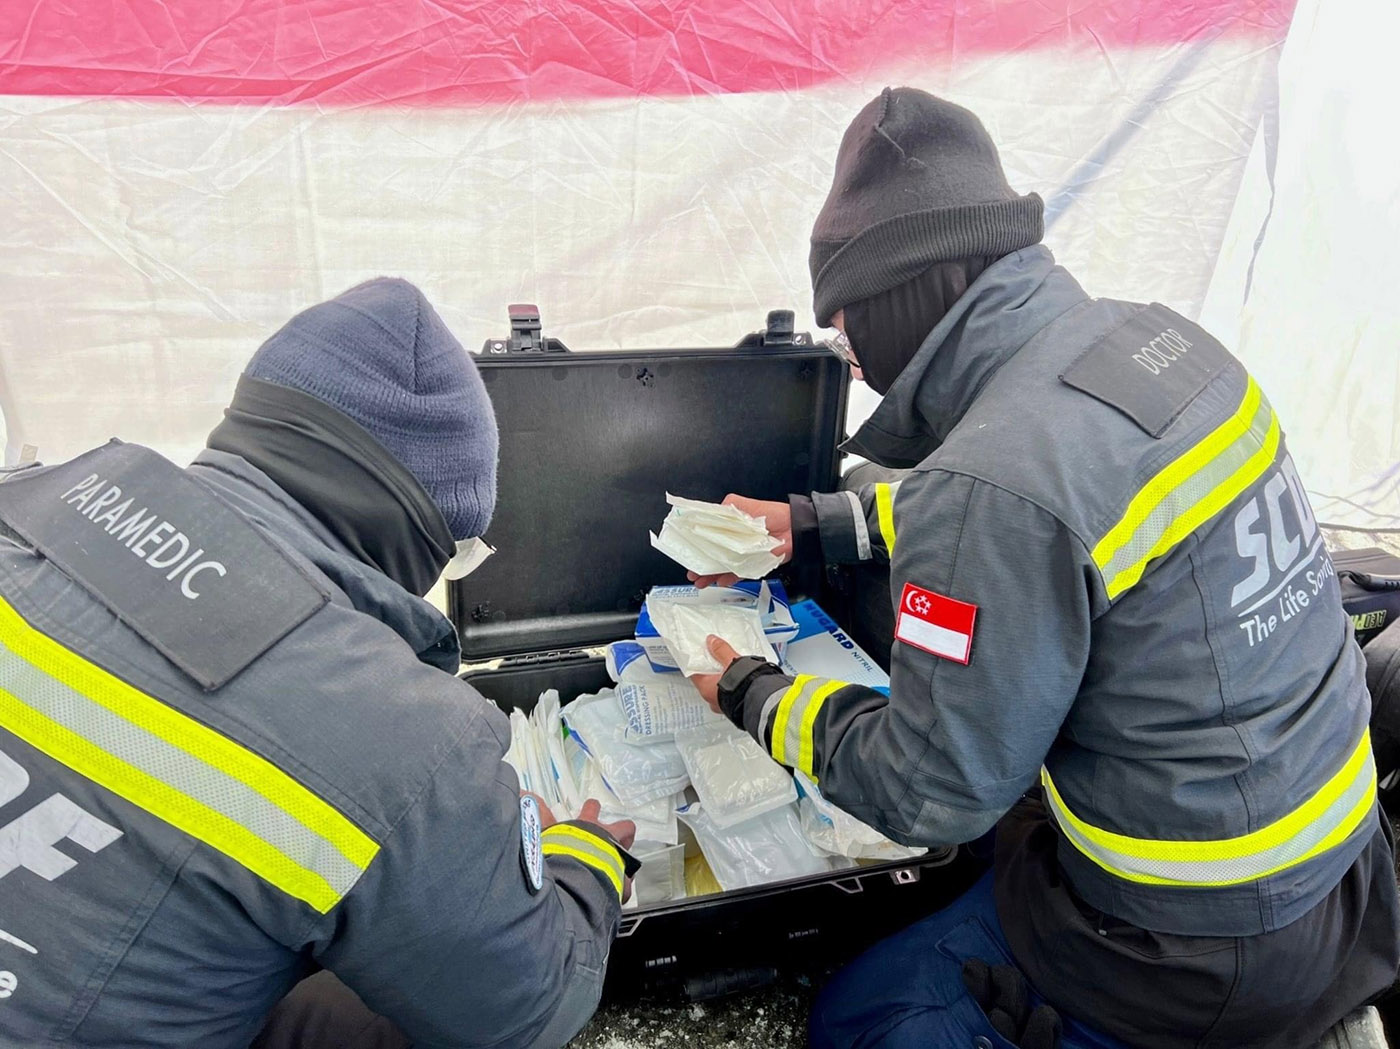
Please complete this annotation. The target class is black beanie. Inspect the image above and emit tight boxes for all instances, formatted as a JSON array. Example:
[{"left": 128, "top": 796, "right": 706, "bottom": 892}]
[{"left": 809, "top": 87, "right": 1044, "bottom": 327}]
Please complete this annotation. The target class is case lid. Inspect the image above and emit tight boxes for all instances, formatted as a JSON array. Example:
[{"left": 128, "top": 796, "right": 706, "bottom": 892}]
[{"left": 450, "top": 313, "right": 849, "bottom": 662}]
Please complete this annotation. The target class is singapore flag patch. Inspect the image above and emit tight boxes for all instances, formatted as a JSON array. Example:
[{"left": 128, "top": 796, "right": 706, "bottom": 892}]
[{"left": 896, "top": 583, "right": 978, "bottom": 664}]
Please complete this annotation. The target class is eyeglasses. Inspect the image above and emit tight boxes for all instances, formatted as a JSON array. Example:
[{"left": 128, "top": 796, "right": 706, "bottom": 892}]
[{"left": 828, "top": 329, "right": 858, "bottom": 367}]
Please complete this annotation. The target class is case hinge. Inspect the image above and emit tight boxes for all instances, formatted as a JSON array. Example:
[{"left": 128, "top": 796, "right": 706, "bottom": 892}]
[{"left": 481, "top": 304, "right": 570, "bottom": 355}]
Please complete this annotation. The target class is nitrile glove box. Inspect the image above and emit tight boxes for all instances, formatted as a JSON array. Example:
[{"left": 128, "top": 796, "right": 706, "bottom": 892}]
[
  {"left": 451, "top": 308, "right": 980, "bottom": 1002},
  {"left": 635, "top": 580, "right": 799, "bottom": 671}
]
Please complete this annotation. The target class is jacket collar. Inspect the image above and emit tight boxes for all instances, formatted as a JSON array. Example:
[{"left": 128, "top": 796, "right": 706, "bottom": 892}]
[
  {"left": 844, "top": 245, "right": 1090, "bottom": 468},
  {"left": 187, "top": 449, "right": 462, "bottom": 672}
]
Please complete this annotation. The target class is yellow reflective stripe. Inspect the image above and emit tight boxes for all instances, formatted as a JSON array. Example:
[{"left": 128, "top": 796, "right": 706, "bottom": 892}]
[
  {"left": 1093, "top": 379, "right": 1280, "bottom": 599},
  {"left": 874, "top": 483, "right": 897, "bottom": 556},
  {"left": 769, "top": 674, "right": 814, "bottom": 766},
  {"left": 795, "top": 680, "right": 846, "bottom": 779},
  {"left": 0, "top": 595, "right": 378, "bottom": 912},
  {"left": 0, "top": 688, "right": 344, "bottom": 910},
  {"left": 542, "top": 825, "right": 624, "bottom": 898},
  {"left": 1041, "top": 731, "right": 1376, "bottom": 887}
]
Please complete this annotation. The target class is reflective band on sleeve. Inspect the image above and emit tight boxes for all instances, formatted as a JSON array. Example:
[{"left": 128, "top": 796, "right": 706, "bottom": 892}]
[
  {"left": 874, "top": 483, "right": 897, "bottom": 558},
  {"left": 768, "top": 675, "right": 815, "bottom": 767},
  {"left": 769, "top": 676, "right": 846, "bottom": 779},
  {"left": 842, "top": 490, "right": 872, "bottom": 561},
  {"left": 794, "top": 680, "right": 845, "bottom": 780},
  {"left": 542, "top": 824, "right": 624, "bottom": 899},
  {"left": 1041, "top": 731, "right": 1376, "bottom": 887},
  {"left": 1093, "top": 378, "right": 1280, "bottom": 600},
  {"left": 0, "top": 595, "right": 378, "bottom": 913}
]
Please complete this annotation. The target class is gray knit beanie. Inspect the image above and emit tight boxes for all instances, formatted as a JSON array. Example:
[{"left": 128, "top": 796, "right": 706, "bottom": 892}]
[
  {"left": 809, "top": 87, "right": 1044, "bottom": 327},
  {"left": 244, "top": 278, "right": 498, "bottom": 540}
]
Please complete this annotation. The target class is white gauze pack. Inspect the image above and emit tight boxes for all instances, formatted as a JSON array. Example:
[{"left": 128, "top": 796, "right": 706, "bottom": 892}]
[
  {"left": 646, "top": 599, "right": 776, "bottom": 675},
  {"left": 618, "top": 680, "right": 722, "bottom": 741},
  {"left": 649, "top": 493, "right": 783, "bottom": 579},
  {"left": 794, "top": 771, "right": 926, "bottom": 862},
  {"left": 676, "top": 801, "right": 835, "bottom": 891},
  {"left": 674, "top": 720, "right": 797, "bottom": 829},
  {"left": 624, "top": 841, "right": 687, "bottom": 908},
  {"left": 562, "top": 690, "right": 689, "bottom": 806}
]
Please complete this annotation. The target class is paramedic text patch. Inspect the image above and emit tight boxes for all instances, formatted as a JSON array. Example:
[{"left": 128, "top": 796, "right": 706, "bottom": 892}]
[
  {"left": 1059, "top": 304, "right": 1231, "bottom": 438},
  {"left": 0, "top": 440, "right": 327, "bottom": 691},
  {"left": 895, "top": 583, "right": 976, "bottom": 665}
]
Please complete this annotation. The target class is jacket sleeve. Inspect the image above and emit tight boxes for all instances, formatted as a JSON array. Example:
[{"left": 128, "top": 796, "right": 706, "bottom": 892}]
[
  {"left": 791, "top": 481, "right": 904, "bottom": 567},
  {"left": 305, "top": 691, "right": 622, "bottom": 1049},
  {"left": 729, "top": 471, "right": 1095, "bottom": 846}
]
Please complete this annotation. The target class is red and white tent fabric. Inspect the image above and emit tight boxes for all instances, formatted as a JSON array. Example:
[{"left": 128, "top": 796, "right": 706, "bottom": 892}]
[{"left": 1, "top": 0, "right": 1394, "bottom": 524}]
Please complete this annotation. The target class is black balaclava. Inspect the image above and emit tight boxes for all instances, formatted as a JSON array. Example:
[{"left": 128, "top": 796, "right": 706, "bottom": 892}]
[
  {"left": 208, "top": 375, "right": 455, "bottom": 597},
  {"left": 843, "top": 256, "right": 995, "bottom": 395}
]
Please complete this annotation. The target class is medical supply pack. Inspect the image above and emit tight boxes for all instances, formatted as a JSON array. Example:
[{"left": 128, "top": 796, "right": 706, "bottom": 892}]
[
  {"left": 453, "top": 308, "right": 977, "bottom": 1000},
  {"left": 635, "top": 580, "right": 798, "bottom": 671},
  {"left": 650, "top": 493, "right": 785, "bottom": 579}
]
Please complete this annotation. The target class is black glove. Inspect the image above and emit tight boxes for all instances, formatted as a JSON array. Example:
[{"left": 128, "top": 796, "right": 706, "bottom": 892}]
[{"left": 962, "top": 959, "right": 1062, "bottom": 1049}]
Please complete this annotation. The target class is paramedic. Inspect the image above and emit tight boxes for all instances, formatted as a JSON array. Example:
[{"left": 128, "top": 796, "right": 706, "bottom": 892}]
[
  {"left": 0, "top": 278, "right": 632, "bottom": 1049},
  {"left": 691, "top": 88, "right": 1400, "bottom": 1049}
]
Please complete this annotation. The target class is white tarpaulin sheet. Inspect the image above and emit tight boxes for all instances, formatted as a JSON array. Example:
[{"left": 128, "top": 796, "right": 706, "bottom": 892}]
[{"left": 8, "top": 0, "right": 1390, "bottom": 531}]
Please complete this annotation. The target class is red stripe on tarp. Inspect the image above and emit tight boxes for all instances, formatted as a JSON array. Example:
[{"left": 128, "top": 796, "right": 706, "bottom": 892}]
[{"left": 0, "top": 0, "right": 1297, "bottom": 106}]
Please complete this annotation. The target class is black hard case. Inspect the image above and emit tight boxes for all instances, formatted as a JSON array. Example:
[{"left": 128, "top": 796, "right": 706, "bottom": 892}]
[{"left": 451, "top": 310, "right": 979, "bottom": 999}]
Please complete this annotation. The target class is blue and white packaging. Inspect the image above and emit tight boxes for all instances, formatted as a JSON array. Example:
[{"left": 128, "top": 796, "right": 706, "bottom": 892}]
[
  {"left": 781, "top": 600, "right": 891, "bottom": 694},
  {"left": 635, "top": 580, "right": 798, "bottom": 672}
]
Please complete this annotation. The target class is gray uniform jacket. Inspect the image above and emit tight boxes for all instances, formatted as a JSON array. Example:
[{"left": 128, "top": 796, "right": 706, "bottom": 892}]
[
  {"left": 722, "top": 244, "right": 1383, "bottom": 937},
  {"left": 0, "top": 446, "right": 621, "bottom": 1048}
]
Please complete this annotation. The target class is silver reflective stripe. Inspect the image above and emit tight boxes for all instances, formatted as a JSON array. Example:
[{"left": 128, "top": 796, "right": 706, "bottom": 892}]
[
  {"left": 842, "top": 490, "right": 872, "bottom": 561},
  {"left": 1042, "top": 742, "right": 1376, "bottom": 886},
  {"left": 758, "top": 688, "right": 786, "bottom": 750},
  {"left": 777, "top": 677, "right": 822, "bottom": 768},
  {"left": 0, "top": 641, "right": 365, "bottom": 897}
]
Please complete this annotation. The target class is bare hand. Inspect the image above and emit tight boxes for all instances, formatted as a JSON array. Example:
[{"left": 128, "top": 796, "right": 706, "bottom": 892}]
[
  {"left": 578, "top": 799, "right": 636, "bottom": 903},
  {"left": 687, "top": 494, "right": 793, "bottom": 588},
  {"left": 690, "top": 635, "right": 742, "bottom": 713}
]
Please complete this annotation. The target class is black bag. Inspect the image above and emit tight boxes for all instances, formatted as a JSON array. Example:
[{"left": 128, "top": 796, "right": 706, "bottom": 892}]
[
  {"left": 1332, "top": 549, "right": 1400, "bottom": 810},
  {"left": 1334, "top": 547, "right": 1400, "bottom": 647}
]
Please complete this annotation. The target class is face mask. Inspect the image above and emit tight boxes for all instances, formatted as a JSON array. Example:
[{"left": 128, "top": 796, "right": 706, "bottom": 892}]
[{"left": 442, "top": 536, "right": 495, "bottom": 581}]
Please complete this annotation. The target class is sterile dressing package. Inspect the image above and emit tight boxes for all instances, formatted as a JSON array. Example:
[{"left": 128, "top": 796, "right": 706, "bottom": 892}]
[
  {"left": 794, "top": 771, "right": 926, "bottom": 862},
  {"left": 562, "top": 690, "right": 690, "bottom": 806},
  {"left": 635, "top": 580, "right": 798, "bottom": 671},
  {"left": 674, "top": 720, "right": 797, "bottom": 829},
  {"left": 617, "top": 680, "right": 722, "bottom": 741},
  {"left": 649, "top": 493, "right": 784, "bottom": 579},
  {"left": 676, "top": 801, "right": 837, "bottom": 892}
]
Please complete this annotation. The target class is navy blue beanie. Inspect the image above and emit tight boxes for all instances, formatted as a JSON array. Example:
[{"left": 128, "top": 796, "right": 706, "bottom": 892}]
[{"left": 244, "top": 278, "right": 498, "bottom": 540}]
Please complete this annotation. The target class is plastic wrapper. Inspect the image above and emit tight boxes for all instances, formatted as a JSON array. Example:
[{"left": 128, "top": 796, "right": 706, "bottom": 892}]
[
  {"left": 624, "top": 841, "right": 687, "bottom": 908},
  {"left": 618, "top": 680, "right": 722, "bottom": 741},
  {"left": 677, "top": 800, "right": 836, "bottom": 891},
  {"left": 650, "top": 493, "right": 784, "bottom": 579},
  {"left": 675, "top": 720, "right": 797, "bottom": 829},
  {"left": 636, "top": 581, "right": 798, "bottom": 672},
  {"left": 646, "top": 599, "right": 776, "bottom": 675},
  {"left": 794, "top": 771, "right": 926, "bottom": 862},
  {"left": 562, "top": 690, "right": 689, "bottom": 806}
]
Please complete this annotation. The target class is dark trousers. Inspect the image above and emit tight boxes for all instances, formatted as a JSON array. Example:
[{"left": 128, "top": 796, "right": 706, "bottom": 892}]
[
  {"left": 812, "top": 796, "right": 1400, "bottom": 1049},
  {"left": 250, "top": 972, "right": 411, "bottom": 1049},
  {"left": 995, "top": 795, "right": 1400, "bottom": 1049}
]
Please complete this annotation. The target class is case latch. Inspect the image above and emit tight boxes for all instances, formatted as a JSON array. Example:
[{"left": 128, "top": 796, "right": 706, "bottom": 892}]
[
  {"left": 481, "top": 304, "right": 570, "bottom": 355},
  {"left": 732, "top": 309, "right": 810, "bottom": 349}
]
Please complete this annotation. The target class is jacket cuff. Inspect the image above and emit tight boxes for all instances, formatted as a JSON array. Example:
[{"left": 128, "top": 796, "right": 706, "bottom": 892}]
[
  {"left": 717, "top": 656, "right": 786, "bottom": 728},
  {"left": 542, "top": 821, "right": 636, "bottom": 902},
  {"left": 811, "top": 489, "right": 873, "bottom": 563},
  {"left": 789, "top": 494, "right": 823, "bottom": 566}
]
